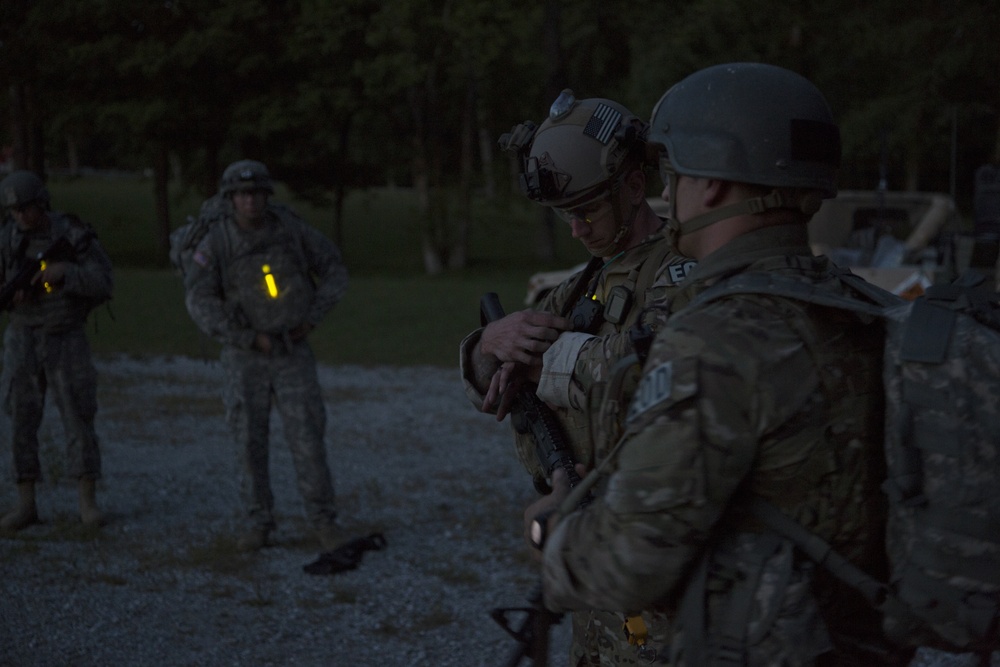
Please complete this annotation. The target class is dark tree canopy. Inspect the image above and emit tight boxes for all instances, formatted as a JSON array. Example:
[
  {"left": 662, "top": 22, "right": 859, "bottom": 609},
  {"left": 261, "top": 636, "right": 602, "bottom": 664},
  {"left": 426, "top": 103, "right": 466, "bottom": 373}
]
[{"left": 1, "top": 0, "right": 996, "bottom": 267}]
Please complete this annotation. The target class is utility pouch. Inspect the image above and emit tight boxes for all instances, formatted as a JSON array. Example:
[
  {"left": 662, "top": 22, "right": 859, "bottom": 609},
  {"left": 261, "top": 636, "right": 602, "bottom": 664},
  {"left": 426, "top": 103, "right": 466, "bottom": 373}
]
[
  {"left": 603, "top": 284, "right": 633, "bottom": 325},
  {"left": 569, "top": 294, "right": 604, "bottom": 332}
]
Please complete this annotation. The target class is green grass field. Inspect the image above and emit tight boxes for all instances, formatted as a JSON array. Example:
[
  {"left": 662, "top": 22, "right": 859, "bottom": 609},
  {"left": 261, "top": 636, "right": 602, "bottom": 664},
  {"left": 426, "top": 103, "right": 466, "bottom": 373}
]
[
  {"left": 91, "top": 268, "right": 536, "bottom": 367},
  {"left": 42, "top": 174, "right": 589, "bottom": 367}
]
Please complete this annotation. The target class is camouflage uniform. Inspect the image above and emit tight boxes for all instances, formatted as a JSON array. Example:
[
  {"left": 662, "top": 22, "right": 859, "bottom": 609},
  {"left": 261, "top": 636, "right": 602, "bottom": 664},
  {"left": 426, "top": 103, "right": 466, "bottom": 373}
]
[
  {"left": 461, "top": 230, "right": 695, "bottom": 666},
  {"left": 184, "top": 205, "right": 347, "bottom": 535},
  {"left": 541, "top": 224, "right": 892, "bottom": 665},
  {"left": 0, "top": 212, "right": 114, "bottom": 482}
]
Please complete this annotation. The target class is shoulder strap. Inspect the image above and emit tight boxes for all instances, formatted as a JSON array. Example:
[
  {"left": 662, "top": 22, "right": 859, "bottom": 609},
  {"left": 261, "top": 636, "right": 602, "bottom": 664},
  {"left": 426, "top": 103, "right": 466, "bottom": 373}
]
[
  {"left": 636, "top": 239, "right": 675, "bottom": 297},
  {"left": 747, "top": 497, "right": 933, "bottom": 639},
  {"left": 687, "top": 268, "right": 900, "bottom": 320},
  {"left": 557, "top": 255, "right": 604, "bottom": 319},
  {"left": 748, "top": 498, "right": 890, "bottom": 606},
  {"left": 268, "top": 203, "right": 312, "bottom": 270}
]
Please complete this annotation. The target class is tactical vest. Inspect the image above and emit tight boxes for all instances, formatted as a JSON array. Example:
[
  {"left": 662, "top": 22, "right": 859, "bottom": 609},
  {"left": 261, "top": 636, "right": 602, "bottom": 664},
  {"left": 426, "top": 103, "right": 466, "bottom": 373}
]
[
  {"left": 514, "top": 237, "right": 693, "bottom": 489},
  {"left": 2, "top": 212, "right": 107, "bottom": 331},
  {"left": 207, "top": 212, "right": 315, "bottom": 335}
]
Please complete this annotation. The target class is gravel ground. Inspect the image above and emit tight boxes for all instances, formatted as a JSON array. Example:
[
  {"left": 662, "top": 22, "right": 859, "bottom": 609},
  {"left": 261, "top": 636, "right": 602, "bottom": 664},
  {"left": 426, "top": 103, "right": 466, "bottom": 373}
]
[{"left": 0, "top": 355, "right": 570, "bottom": 666}]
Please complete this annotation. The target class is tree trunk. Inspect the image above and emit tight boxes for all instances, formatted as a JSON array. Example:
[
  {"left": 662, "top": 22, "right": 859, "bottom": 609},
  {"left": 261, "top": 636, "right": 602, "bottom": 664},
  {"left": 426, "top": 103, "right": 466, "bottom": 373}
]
[
  {"left": 479, "top": 126, "right": 495, "bottom": 199},
  {"left": 66, "top": 136, "right": 79, "bottom": 175},
  {"left": 538, "top": 0, "right": 565, "bottom": 262},
  {"left": 8, "top": 84, "right": 29, "bottom": 170},
  {"left": 8, "top": 82, "right": 44, "bottom": 176},
  {"left": 153, "top": 144, "right": 171, "bottom": 267},
  {"left": 410, "top": 87, "right": 443, "bottom": 275},
  {"left": 994, "top": 118, "right": 1000, "bottom": 165},
  {"left": 331, "top": 115, "right": 353, "bottom": 251},
  {"left": 450, "top": 73, "right": 476, "bottom": 270},
  {"left": 904, "top": 152, "right": 920, "bottom": 192}
]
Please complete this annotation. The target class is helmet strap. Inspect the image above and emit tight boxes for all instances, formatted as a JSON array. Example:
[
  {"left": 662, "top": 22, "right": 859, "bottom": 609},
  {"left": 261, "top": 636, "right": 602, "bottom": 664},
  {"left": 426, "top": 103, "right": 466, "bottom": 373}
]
[
  {"left": 676, "top": 189, "right": 822, "bottom": 238},
  {"left": 591, "top": 179, "right": 637, "bottom": 258}
]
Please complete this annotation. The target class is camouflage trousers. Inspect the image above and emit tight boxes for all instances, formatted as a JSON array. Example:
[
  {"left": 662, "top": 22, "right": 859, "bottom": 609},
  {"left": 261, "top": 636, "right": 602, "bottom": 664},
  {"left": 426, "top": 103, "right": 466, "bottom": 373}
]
[
  {"left": 1, "top": 324, "right": 101, "bottom": 482},
  {"left": 220, "top": 342, "right": 336, "bottom": 532}
]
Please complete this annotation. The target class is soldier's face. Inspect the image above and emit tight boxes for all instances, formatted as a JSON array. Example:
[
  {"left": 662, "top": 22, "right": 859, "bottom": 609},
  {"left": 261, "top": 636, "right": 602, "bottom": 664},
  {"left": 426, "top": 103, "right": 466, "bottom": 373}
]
[
  {"left": 232, "top": 189, "right": 268, "bottom": 228},
  {"left": 10, "top": 203, "right": 45, "bottom": 231}
]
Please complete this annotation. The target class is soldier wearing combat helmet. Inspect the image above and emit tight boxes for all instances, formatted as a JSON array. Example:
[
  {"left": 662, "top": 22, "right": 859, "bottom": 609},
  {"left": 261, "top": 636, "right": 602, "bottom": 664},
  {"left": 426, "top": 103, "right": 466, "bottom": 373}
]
[
  {"left": 460, "top": 92, "right": 694, "bottom": 665},
  {"left": 183, "top": 159, "right": 349, "bottom": 554},
  {"left": 526, "top": 63, "right": 900, "bottom": 665},
  {"left": 0, "top": 170, "right": 113, "bottom": 532}
]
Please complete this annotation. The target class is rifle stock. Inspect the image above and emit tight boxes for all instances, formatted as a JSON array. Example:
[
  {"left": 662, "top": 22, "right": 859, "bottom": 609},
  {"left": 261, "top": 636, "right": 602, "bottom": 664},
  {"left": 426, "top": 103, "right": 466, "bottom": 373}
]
[
  {"left": 480, "top": 291, "right": 590, "bottom": 666},
  {"left": 0, "top": 236, "right": 75, "bottom": 311}
]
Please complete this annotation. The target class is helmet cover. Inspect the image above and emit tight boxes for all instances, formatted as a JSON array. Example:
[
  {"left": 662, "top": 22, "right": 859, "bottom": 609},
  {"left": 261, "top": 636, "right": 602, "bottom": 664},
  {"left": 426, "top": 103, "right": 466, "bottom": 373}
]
[
  {"left": 0, "top": 170, "right": 50, "bottom": 209},
  {"left": 219, "top": 160, "right": 274, "bottom": 196},
  {"left": 501, "top": 91, "right": 647, "bottom": 208}
]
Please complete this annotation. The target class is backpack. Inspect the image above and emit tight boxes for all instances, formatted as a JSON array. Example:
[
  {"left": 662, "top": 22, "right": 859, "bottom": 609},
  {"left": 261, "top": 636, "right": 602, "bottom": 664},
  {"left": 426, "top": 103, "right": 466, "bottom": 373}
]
[
  {"left": 170, "top": 194, "right": 231, "bottom": 278},
  {"left": 170, "top": 195, "right": 308, "bottom": 280},
  {"left": 689, "top": 268, "right": 1000, "bottom": 656}
]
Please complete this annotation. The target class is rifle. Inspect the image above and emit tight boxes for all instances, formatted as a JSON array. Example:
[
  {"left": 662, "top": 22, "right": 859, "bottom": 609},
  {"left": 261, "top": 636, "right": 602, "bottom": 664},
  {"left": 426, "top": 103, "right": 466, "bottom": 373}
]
[
  {"left": 0, "top": 235, "right": 75, "bottom": 311},
  {"left": 480, "top": 291, "right": 591, "bottom": 667}
]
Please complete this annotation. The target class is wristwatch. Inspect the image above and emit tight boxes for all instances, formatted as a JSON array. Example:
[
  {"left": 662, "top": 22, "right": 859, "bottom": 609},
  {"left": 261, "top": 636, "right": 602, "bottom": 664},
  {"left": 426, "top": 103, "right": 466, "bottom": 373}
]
[{"left": 529, "top": 510, "right": 555, "bottom": 551}]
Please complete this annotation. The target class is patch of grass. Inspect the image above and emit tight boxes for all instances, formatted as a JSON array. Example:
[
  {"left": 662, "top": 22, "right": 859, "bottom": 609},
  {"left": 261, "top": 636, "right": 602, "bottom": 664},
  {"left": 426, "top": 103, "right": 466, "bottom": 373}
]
[
  {"left": 87, "top": 269, "right": 540, "bottom": 368},
  {"left": 183, "top": 536, "right": 257, "bottom": 575},
  {"left": 89, "top": 572, "right": 129, "bottom": 586},
  {"left": 427, "top": 562, "right": 482, "bottom": 587},
  {"left": 410, "top": 606, "right": 456, "bottom": 633},
  {"left": 0, "top": 540, "right": 41, "bottom": 555},
  {"left": 206, "top": 584, "right": 242, "bottom": 600},
  {"left": 244, "top": 579, "right": 275, "bottom": 608}
]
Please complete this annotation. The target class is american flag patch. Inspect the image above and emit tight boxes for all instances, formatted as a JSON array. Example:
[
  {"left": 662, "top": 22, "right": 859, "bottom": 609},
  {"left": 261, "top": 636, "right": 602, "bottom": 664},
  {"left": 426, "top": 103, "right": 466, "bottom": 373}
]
[{"left": 583, "top": 103, "right": 622, "bottom": 145}]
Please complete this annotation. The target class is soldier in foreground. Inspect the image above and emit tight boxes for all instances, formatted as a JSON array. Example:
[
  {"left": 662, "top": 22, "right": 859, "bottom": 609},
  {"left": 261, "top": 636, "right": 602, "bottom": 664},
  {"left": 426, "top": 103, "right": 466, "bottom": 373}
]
[
  {"left": 461, "top": 94, "right": 694, "bottom": 664},
  {"left": 0, "top": 170, "right": 114, "bottom": 531},
  {"left": 184, "top": 160, "right": 348, "bottom": 553},
  {"left": 526, "top": 63, "right": 901, "bottom": 665}
]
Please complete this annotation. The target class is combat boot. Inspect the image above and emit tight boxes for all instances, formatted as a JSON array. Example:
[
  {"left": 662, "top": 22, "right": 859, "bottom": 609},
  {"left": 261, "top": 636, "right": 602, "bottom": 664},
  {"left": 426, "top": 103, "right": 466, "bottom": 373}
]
[
  {"left": 316, "top": 523, "right": 346, "bottom": 552},
  {"left": 236, "top": 526, "right": 271, "bottom": 553},
  {"left": 78, "top": 478, "right": 105, "bottom": 526},
  {"left": 1, "top": 481, "right": 39, "bottom": 532}
]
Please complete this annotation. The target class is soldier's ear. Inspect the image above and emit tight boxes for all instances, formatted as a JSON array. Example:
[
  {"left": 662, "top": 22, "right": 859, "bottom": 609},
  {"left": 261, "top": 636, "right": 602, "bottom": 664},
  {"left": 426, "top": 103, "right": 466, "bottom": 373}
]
[
  {"left": 624, "top": 169, "right": 646, "bottom": 205},
  {"left": 703, "top": 179, "right": 731, "bottom": 208}
]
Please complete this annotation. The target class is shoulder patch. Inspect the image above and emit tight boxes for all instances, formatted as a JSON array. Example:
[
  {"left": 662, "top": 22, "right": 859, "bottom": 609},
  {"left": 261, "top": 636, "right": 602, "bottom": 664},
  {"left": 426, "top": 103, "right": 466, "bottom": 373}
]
[
  {"left": 665, "top": 259, "right": 697, "bottom": 285},
  {"left": 626, "top": 361, "right": 673, "bottom": 423},
  {"left": 193, "top": 249, "right": 211, "bottom": 268}
]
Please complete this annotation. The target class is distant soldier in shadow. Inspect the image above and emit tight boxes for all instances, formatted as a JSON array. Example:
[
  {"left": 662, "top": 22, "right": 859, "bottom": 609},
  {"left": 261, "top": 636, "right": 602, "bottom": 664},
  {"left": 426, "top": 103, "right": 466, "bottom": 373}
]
[
  {"left": 0, "top": 170, "right": 114, "bottom": 531},
  {"left": 183, "top": 160, "right": 349, "bottom": 553}
]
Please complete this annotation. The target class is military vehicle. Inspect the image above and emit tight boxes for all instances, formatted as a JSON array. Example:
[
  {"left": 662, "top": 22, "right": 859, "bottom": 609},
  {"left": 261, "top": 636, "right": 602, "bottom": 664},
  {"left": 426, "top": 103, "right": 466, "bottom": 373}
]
[{"left": 526, "top": 179, "right": 1000, "bottom": 305}]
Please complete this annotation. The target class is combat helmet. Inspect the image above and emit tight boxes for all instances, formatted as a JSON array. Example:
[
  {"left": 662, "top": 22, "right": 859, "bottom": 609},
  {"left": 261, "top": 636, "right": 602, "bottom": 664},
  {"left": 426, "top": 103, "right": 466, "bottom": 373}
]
[
  {"left": 219, "top": 160, "right": 274, "bottom": 197},
  {"left": 501, "top": 91, "right": 646, "bottom": 209},
  {"left": 0, "top": 170, "right": 50, "bottom": 210},
  {"left": 499, "top": 91, "right": 648, "bottom": 256},
  {"left": 649, "top": 62, "right": 841, "bottom": 237}
]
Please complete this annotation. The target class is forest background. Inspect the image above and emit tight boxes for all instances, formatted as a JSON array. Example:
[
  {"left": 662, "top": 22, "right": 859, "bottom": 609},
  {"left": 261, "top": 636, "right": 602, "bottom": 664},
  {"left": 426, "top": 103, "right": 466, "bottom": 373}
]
[{"left": 1, "top": 0, "right": 998, "bottom": 365}]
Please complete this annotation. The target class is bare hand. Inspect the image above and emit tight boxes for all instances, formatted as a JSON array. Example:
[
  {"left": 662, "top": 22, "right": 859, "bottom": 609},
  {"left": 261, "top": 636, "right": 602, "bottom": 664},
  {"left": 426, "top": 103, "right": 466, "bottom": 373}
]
[
  {"left": 32, "top": 261, "right": 69, "bottom": 290},
  {"left": 252, "top": 332, "right": 273, "bottom": 354},
  {"left": 480, "top": 310, "right": 570, "bottom": 366},
  {"left": 522, "top": 464, "right": 588, "bottom": 558},
  {"left": 483, "top": 361, "right": 541, "bottom": 420}
]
